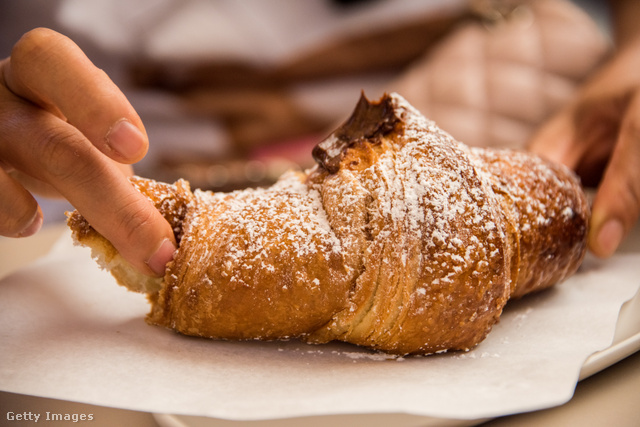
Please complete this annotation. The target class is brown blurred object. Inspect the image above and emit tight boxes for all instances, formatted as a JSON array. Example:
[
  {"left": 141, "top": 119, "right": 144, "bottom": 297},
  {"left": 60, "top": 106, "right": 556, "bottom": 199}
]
[
  {"left": 391, "top": 0, "right": 611, "bottom": 148},
  {"left": 129, "top": 0, "right": 610, "bottom": 191},
  {"left": 130, "top": 2, "right": 467, "bottom": 191},
  {"left": 130, "top": 5, "right": 466, "bottom": 152},
  {"left": 156, "top": 135, "right": 317, "bottom": 193},
  {"left": 129, "top": 8, "right": 464, "bottom": 91}
]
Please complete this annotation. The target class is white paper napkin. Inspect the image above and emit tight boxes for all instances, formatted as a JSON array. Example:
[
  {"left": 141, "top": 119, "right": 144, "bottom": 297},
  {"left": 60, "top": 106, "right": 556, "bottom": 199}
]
[{"left": 1, "top": 231, "right": 638, "bottom": 421}]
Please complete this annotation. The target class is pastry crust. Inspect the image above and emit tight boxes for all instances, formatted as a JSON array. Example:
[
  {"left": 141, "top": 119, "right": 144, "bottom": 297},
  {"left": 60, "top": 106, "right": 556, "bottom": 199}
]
[{"left": 67, "top": 93, "right": 589, "bottom": 355}]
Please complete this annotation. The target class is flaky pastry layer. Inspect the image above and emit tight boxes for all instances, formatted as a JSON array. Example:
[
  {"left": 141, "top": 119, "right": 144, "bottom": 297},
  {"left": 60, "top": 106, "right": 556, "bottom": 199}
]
[{"left": 68, "top": 93, "right": 588, "bottom": 355}]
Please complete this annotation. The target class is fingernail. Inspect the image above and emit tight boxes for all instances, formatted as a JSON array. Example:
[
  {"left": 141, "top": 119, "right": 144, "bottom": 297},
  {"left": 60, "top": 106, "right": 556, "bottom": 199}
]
[
  {"left": 146, "top": 238, "right": 176, "bottom": 277},
  {"left": 596, "top": 219, "right": 624, "bottom": 257},
  {"left": 106, "top": 119, "right": 146, "bottom": 160},
  {"left": 16, "top": 207, "right": 43, "bottom": 238}
]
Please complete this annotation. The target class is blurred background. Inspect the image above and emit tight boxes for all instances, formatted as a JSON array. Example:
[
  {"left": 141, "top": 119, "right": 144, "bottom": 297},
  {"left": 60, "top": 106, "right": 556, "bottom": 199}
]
[{"left": 0, "top": 0, "right": 612, "bottom": 224}]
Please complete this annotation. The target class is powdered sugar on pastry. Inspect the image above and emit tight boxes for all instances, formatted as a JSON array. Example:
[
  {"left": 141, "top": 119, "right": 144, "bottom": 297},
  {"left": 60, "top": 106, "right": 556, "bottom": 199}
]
[
  {"left": 306, "top": 93, "right": 511, "bottom": 354},
  {"left": 67, "top": 92, "right": 589, "bottom": 355}
]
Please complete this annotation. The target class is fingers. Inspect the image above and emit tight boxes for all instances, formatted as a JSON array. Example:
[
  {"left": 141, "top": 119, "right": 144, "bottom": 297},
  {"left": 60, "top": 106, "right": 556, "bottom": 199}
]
[
  {"left": 3, "top": 28, "right": 148, "bottom": 164},
  {"left": 0, "top": 167, "right": 43, "bottom": 237},
  {"left": 589, "top": 93, "right": 640, "bottom": 258},
  {"left": 5, "top": 161, "right": 134, "bottom": 199},
  {"left": 0, "top": 84, "right": 175, "bottom": 275},
  {"left": 0, "top": 28, "right": 175, "bottom": 276}
]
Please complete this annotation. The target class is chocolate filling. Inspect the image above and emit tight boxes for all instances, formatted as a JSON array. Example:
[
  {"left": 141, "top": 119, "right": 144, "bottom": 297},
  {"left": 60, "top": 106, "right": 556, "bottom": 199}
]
[{"left": 312, "top": 93, "right": 402, "bottom": 173}]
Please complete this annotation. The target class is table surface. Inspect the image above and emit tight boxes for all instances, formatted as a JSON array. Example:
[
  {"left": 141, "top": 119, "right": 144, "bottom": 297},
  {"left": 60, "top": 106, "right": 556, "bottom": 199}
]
[{"left": 1, "top": 222, "right": 640, "bottom": 427}]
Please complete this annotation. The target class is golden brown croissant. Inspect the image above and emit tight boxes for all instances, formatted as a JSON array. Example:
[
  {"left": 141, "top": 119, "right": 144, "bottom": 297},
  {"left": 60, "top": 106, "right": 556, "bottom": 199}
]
[{"left": 67, "top": 93, "right": 588, "bottom": 355}]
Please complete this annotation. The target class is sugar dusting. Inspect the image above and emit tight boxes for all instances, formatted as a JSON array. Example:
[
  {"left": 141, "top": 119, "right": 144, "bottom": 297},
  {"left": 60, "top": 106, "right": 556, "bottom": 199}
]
[
  {"left": 470, "top": 147, "right": 580, "bottom": 232},
  {"left": 302, "top": 93, "right": 511, "bottom": 353},
  {"left": 468, "top": 143, "right": 589, "bottom": 297},
  {"left": 116, "top": 92, "right": 587, "bottom": 355},
  {"left": 361, "top": 95, "right": 506, "bottom": 295},
  {"left": 189, "top": 170, "right": 343, "bottom": 282}
]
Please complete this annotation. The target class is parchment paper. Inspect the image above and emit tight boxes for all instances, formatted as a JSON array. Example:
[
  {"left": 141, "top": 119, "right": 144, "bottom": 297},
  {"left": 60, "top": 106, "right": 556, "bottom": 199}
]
[{"left": 1, "top": 231, "right": 639, "bottom": 421}]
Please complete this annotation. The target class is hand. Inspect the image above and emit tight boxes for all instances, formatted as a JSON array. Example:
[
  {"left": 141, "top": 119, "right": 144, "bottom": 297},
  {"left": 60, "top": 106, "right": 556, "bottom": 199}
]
[
  {"left": 0, "top": 28, "right": 176, "bottom": 276},
  {"left": 528, "top": 38, "right": 640, "bottom": 258}
]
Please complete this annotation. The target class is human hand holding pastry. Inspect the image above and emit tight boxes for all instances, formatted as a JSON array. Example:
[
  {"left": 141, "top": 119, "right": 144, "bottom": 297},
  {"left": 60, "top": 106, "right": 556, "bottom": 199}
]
[
  {"left": 0, "top": 28, "right": 175, "bottom": 276},
  {"left": 528, "top": 37, "right": 640, "bottom": 259},
  {"left": 529, "top": 0, "right": 640, "bottom": 258}
]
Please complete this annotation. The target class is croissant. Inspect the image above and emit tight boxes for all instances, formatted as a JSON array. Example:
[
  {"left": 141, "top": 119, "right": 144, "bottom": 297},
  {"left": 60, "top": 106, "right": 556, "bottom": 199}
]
[{"left": 67, "top": 93, "right": 589, "bottom": 355}]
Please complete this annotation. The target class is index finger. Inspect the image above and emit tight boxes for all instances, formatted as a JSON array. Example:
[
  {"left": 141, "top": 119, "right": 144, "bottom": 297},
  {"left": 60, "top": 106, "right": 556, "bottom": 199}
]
[
  {"left": 3, "top": 28, "right": 148, "bottom": 164},
  {"left": 0, "top": 80, "right": 175, "bottom": 276}
]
